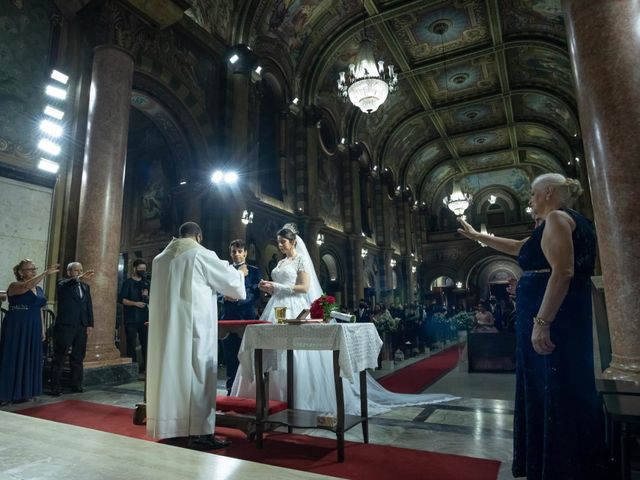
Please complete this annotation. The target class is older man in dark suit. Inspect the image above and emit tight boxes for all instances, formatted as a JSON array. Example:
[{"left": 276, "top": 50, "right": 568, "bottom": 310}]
[{"left": 50, "top": 262, "right": 94, "bottom": 396}]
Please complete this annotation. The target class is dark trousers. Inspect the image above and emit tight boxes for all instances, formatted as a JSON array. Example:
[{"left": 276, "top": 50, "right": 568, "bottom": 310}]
[
  {"left": 125, "top": 322, "right": 148, "bottom": 369},
  {"left": 51, "top": 324, "right": 87, "bottom": 390},
  {"left": 221, "top": 333, "right": 242, "bottom": 395}
]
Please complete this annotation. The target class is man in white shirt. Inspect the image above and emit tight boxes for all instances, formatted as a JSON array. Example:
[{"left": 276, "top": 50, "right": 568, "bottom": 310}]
[{"left": 146, "top": 222, "right": 245, "bottom": 449}]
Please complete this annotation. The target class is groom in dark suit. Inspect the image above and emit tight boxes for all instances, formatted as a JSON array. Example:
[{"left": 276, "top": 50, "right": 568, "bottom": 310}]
[
  {"left": 221, "top": 239, "right": 262, "bottom": 393},
  {"left": 50, "top": 262, "right": 94, "bottom": 395}
]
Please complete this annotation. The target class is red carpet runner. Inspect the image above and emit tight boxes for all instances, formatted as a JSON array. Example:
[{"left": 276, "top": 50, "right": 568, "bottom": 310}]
[
  {"left": 378, "top": 344, "right": 460, "bottom": 394},
  {"left": 17, "top": 400, "right": 499, "bottom": 480}
]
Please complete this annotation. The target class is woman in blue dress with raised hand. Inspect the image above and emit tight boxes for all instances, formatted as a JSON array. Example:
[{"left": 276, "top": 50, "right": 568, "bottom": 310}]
[
  {"left": 458, "top": 173, "right": 607, "bottom": 479},
  {"left": 0, "top": 259, "right": 59, "bottom": 403}
]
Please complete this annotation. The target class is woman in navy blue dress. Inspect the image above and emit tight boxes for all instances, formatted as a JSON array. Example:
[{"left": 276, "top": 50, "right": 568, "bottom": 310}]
[
  {"left": 0, "top": 259, "right": 59, "bottom": 403},
  {"left": 458, "top": 174, "right": 607, "bottom": 479}
]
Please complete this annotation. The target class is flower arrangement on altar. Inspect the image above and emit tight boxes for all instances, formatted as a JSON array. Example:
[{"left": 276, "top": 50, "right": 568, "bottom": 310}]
[
  {"left": 373, "top": 310, "right": 399, "bottom": 333},
  {"left": 310, "top": 294, "right": 338, "bottom": 322},
  {"left": 450, "top": 311, "right": 475, "bottom": 331}
]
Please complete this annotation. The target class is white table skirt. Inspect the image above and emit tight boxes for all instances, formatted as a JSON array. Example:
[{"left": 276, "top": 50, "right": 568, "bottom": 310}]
[{"left": 238, "top": 323, "right": 382, "bottom": 383}]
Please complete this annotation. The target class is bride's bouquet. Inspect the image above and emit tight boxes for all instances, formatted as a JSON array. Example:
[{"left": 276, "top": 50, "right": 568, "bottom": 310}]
[{"left": 310, "top": 294, "right": 338, "bottom": 322}]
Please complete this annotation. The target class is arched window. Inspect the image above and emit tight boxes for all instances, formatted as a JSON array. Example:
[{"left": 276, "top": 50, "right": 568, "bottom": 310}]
[{"left": 486, "top": 203, "right": 505, "bottom": 227}]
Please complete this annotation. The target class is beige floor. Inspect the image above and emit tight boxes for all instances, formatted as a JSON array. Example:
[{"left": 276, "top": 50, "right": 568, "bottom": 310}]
[
  {"left": 1, "top": 345, "right": 518, "bottom": 480},
  {"left": 0, "top": 411, "right": 338, "bottom": 480}
]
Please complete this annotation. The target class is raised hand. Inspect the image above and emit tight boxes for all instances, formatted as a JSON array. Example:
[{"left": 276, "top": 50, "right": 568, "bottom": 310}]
[
  {"left": 80, "top": 269, "right": 95, "bottom": 280},
  {"left": 457, "top": 218, "right": 480, "bottom": 240},
  {"left": 46, "top": 264, "right": 60, "bottom": 275}
]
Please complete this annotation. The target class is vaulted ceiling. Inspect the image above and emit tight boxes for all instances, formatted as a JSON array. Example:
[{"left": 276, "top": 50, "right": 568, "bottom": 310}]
[{"left": 190, "top": 0, "right": 580, "bottom": 211}]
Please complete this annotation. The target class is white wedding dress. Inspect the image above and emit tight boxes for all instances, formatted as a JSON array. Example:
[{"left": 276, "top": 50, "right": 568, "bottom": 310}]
[{"left": 230, "top": 237, "right": 456, "bottom": 416}]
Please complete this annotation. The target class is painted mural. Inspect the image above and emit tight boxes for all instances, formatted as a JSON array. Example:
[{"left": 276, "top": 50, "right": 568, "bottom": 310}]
[
  {"left": 405, "top": 142, "right": 448, "bottom": 192},
  {"left": 391, "top": 1, "right": 489, "bottom": 64},
  {"left": 318, "top": 154, "right": 343, "bottom": 230},
  {"left": 0, "top": 0, "right": 57, "bottom": 162},
  {"left": 185, "top": 0, "right": 234, "bottom": 43},
  {"left": 459, "top": 168, "right": 531, "bottom": 202},
  {"left": 454, "top": 127, "right": 510, "bottom": 156},
  {"left": 381, "top": 114, "right": 438, "bottom": 174},
  {"left": 500, "top": 0, "right": 565, "bottom": 39},
  {"left": 441, "top": 99, "right": 505, "bottom": 134},
  {"left": 507, "top": 46, "right": 574, "bottom": 98},
  {"left": 421, "top": 54, "right": 499, "bottom": 104},
  {"left": 524, "top": 149, "right": 564, "bottom": 173},
  {"left": 513, "top": 92, "right": 577, "bottom": 136},
  {"left": 516, "top": 124, "right": 570, "bottom": 161},
  {"left": 461, "top": 151, "right": 513, "bottom": 171},
  {"left": 420, "top": 160, "right": 458, "bottom": 206}
]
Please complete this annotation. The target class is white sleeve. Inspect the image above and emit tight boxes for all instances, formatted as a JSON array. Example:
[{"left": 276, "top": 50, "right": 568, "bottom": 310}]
[{"left": 195, "top": 248, "right": 246, "bottom": 300}]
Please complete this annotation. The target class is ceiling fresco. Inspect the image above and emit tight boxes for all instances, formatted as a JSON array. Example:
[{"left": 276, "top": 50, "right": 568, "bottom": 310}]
[
  {"left": 390, "top": 1, "right": 490, "bottom": 64},
  {"left": 223, "top": 0, "right": 582, "bottom": 209}
]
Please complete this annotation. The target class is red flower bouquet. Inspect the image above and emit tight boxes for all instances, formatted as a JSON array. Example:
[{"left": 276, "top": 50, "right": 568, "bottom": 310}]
[{"left": 310, "top": 294, "right": 337, "bottom": 322}]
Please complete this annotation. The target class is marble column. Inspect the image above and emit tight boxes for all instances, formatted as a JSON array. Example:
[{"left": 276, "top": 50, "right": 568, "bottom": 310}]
[
  {"left": 77, "top": 45, "right": 134, "bottom": 365},
  {"left": 349, "top": 235, "right": 365, "bottom": 306},
  {"left": 562, "top": 0, "right": 640, "bottom": 380}
]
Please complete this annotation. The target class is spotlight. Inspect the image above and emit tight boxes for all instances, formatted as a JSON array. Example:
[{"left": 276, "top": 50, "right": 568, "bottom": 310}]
[
  {"left": 45, "top": 85, "right": 67, "bottom": 100},
  {"left": 229, "top": 54, "right": 239, "bottom": 64},
  {"left": 44, "top": 105, "right": 64, "bottom": 120},
  {"left": 50, "top": 70, "right": 69, "bottom": 85},
  {"left": 224, "top": 171, "right": 238, "bottom": 184},
  {"left": 211, "top": 170, "right": 224, "bottom": 184},
  {"left": 38, "top": 138, "right": 61, "bottom": 156},
  {"left": 39, "top": 119, "right": 63, "bottom": 137},
  {"left": 38, "top": 158, "right": 60, "bottom": 173}
]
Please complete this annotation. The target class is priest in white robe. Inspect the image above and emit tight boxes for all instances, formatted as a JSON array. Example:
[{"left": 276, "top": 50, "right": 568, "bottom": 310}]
[{"left": 146, "top": 222, "right": 245, "bottom": 448}]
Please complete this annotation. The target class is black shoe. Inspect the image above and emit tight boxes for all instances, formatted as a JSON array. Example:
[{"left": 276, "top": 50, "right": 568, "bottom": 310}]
[
  {"left": 187, "top": 435, "right": 231, "bottom": 450},
  {"left": 70, "top": 386, "right": 84, "bottom": 393},
  {"left": 50, "top": 390, "right": 61, "bottom": 397}
]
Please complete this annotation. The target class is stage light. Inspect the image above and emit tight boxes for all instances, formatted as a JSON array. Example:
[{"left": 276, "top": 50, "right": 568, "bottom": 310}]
[
  {"left": 45, "top": 85, "right": 66, "bottom": 100},
  {"left": 38, "top": 158, "right": 60, "bottom": 173},
  {"left": 38, "top": 138, "right": 61, "bottom": 156},
  {"left": 211, "top": 170, "right": 224, "bottom": 184},
  {"left": 44, "top": 105, "right": 64, "bottom": 120},
  {"left": 39, "top": 119, "right": 63, "bottom": 137},
  {"left": 224, "top": 171, "right": 238, "bottom": 184},
  {"left": 50, "top": 70, "right": 69, "bottom": 85}
]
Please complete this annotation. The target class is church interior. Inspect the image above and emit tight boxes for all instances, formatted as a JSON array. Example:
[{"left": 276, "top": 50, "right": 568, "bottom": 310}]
[{"left": 1, "top": 1, "right": 639, "bottom": 479}]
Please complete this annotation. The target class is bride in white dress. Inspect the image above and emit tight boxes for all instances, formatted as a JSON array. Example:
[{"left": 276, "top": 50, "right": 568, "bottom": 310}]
[{"left": 230, "top": 224, "right": 456, "bottom": 416}]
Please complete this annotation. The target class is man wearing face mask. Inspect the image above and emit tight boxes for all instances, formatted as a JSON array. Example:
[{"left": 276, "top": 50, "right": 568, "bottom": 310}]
[
  {"left": 220, "top": 239, "right": 262, "bottom": 394},
  {"left": 119, "top": 259, "right": 149, "bottom": 373}
]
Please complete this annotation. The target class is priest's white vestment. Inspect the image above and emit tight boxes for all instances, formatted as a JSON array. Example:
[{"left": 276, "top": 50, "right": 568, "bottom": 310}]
[{"left": 146, "top": 238, "right": 245, "bottom": 439}]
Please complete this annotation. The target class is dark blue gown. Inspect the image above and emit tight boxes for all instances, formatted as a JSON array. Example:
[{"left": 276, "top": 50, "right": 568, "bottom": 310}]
[
  {"left": 513, "top": 209, "right": 605, "bottom": 479},
  {"left": 0, "top": 287, "right": 46, "bottom": 402}
]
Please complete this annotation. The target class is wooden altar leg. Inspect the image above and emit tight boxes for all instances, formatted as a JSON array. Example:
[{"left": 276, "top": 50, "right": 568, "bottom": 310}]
[
  {"left": 360, "top": 370, "right": 369, "bottom": 443},
  {"left": 255, "top": 348, "right": 264, "bottom": 449},
  {"left": 333, "top": 350, "right": 345, "bottom": 462},
  {"left": 287, "top": 349, "right": 294, "bottom": 434}
]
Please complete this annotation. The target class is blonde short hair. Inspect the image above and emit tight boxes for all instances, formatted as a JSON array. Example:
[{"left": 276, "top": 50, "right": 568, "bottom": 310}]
[{"left": 531, "top": 173, "right": 583, "bottom": 207}]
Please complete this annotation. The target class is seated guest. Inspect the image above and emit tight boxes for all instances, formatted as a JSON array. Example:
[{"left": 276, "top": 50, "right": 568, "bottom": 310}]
[
  {"left": 474, "top": 300, "right": 498, "bottom": 333},
  {"left": 0, "top": 260, "right": 59, "bottom": 403},
  {"left": 220, "top": 239, "right": 262, "bottom": 394}
]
